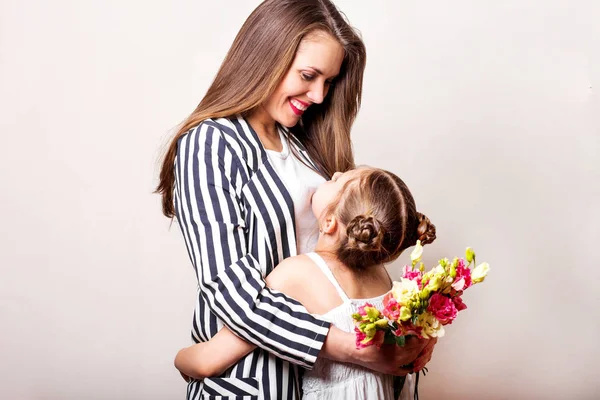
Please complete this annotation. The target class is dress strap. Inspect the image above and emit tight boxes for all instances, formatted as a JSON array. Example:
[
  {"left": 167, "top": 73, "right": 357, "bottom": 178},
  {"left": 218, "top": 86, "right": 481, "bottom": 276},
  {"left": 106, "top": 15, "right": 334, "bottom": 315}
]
[{"left": 306, "top": 253, "right": 350, "bottom": 302}]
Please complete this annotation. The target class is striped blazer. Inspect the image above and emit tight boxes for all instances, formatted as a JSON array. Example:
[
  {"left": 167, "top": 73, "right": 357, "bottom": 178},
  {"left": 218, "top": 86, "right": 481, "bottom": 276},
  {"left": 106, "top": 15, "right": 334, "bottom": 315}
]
[{"left": 174, "top": 115, "right": 331, "bottom": 399}]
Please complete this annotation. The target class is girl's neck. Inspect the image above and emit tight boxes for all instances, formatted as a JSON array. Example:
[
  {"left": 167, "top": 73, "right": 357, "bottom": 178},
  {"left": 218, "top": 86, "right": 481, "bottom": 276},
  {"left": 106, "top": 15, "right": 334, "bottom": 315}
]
[
  {"left": 315, "top": 251, "right": 392, "bottom": 300},
  {"left": 313, "top": 236, "right": 340, "bottom": 265},
  {"left": 314, "top": 237, "right": 392, "bottom": 299},
  {"left": 314, "top": 241, "right": 390, "bottom": 277}
]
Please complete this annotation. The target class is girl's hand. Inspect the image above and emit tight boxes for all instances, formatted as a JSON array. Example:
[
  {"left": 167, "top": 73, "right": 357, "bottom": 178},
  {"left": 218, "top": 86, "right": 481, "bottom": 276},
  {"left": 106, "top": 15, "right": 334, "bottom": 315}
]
[
  {"left": 179, "top": 371, "right": 191, "bottom": 383},
  {"left": 352, "top": 335, "right": 428, "bottom": 376},
  {"left": 322, "top": 327, "right": 428, "bottom": 376},
  {"left": 411, "top": 337, "right": 437, "bottom": 372}
]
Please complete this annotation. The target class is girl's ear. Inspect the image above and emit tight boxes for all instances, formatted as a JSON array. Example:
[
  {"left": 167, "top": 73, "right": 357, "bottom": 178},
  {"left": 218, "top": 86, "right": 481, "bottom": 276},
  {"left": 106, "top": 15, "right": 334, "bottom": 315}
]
[{"left": 321, "top": 215, "right": 338, "bottom": 235}]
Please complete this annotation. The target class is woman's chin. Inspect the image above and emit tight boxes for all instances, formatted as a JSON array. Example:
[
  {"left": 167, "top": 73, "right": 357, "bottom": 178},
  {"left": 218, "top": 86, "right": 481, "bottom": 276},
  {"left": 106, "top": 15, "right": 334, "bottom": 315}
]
[{"left": 277, "top": 114, "right": 301, "bottom": 128}]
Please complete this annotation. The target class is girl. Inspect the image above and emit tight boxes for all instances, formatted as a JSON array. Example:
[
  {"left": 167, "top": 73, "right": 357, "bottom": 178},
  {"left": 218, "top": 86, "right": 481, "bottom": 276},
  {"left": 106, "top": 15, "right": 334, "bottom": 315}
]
[
  {"left": 156, "top": 0, "right": 434, "bottom": 398},
  {"left": 175, "top": 167, "right": 437, "bottom": 399}
]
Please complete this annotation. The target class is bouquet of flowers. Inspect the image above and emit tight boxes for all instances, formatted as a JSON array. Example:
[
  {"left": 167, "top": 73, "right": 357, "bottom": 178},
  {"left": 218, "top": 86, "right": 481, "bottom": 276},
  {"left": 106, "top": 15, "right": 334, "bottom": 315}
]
[{"left": 351, "top": 241, "right": 490, "bottom": 399}]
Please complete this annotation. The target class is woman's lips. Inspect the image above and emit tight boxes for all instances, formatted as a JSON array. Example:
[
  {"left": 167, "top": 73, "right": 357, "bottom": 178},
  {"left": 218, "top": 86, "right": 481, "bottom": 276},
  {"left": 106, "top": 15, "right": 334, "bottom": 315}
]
[{"left": 289, "top": 98, "right": 309, "bottom": 116}]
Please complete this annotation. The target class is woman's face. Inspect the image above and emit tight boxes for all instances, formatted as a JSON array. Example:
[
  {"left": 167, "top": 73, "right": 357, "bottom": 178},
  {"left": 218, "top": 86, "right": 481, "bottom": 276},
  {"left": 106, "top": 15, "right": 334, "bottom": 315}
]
[
  {"left": 262, "top": 31, "right": 344, "bottom": 127},
  {"left": 311, "top": 170, "right": 359, "bottom": 220}
]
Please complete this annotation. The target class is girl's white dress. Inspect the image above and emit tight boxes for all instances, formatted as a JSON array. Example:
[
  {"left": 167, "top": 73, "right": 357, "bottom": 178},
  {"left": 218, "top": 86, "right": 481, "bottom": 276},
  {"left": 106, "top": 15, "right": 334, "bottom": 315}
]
[{"left": 302, "top": 253, "right": 396, "bottom": 400}]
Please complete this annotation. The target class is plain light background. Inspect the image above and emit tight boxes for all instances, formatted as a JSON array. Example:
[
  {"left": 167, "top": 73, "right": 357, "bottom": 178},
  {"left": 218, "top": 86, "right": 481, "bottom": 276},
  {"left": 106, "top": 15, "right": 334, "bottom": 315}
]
[{"left": 1, "top": 0, "right": 598, "bottom": 399}]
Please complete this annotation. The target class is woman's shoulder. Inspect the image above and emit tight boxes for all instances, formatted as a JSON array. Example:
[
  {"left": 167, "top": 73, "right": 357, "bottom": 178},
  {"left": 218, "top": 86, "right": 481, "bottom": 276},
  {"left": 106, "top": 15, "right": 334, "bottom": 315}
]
[
  {"left": 178, "top": 116, "right": 252, "bottom": 159},
  {"left": 182, "top": 117, "right": 239, "bottom": 143},
  {"left": 187, "top": 116, "right": 264, "bottom": 160}
]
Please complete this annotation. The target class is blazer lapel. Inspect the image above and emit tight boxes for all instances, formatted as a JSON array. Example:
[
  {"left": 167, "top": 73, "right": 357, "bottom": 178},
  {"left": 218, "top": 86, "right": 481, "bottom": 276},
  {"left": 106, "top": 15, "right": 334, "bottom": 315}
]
[{"left": 211, "top": 116, "right": 298, "bottom": 268}]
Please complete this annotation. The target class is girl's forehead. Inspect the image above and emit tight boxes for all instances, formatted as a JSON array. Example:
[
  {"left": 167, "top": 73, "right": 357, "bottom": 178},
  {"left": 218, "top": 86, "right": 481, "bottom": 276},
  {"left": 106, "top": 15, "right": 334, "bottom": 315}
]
[
  {"left": 338, "top": 169, "right": 361, "bottom": 186},
  {"left": 344, "top": 169, "right": 363, "bottom": 180}
]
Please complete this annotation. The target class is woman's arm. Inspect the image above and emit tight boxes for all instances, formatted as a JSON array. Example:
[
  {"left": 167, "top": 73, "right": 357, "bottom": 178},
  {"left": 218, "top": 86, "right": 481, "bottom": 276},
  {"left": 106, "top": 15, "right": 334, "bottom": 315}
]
[
  {"left": 174, "top": 323, "right": 429, "bottom": 380},
  {"left": 175, "top": 123, "right": 329, "bottom": 370},
  {"left": 174, "top": 252, "right": 432, "bottom": 378},
  {"left": 173, "top": 257, "right": 308, "bottom": 379}
]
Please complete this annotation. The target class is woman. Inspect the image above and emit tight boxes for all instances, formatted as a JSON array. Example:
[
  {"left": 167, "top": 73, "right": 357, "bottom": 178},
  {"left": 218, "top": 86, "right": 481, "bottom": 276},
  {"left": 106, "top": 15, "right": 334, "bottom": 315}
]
[{"left": 157, "top": 1, "right": 433, "bottom": 398}]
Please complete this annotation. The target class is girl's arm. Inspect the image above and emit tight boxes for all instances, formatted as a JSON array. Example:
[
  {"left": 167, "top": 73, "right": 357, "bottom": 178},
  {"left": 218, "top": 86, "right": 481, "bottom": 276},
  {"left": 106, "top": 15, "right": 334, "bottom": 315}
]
[{"left": 175, "top": 327, "right": 256, "bottom": 380}]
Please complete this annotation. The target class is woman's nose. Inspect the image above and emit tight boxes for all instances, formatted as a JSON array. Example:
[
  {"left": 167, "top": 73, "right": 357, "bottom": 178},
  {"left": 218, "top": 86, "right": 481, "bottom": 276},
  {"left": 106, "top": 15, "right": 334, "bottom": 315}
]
[{"left": 307, "top": 82, "right": 327, "bottom": 104}]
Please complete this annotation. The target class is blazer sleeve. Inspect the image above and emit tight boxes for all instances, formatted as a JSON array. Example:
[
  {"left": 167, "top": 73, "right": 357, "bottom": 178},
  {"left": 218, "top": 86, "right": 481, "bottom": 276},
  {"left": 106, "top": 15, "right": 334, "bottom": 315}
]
[{"left": 173, "top": 122, "right": 331, "bottom": 369}]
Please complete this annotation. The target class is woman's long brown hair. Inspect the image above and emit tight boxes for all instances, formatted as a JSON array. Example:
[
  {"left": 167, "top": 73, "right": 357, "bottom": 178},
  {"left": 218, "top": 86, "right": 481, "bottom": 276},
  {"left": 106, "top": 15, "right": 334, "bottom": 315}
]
[{"left": 156, "top": 0, "right": 366, "bottom": 218}]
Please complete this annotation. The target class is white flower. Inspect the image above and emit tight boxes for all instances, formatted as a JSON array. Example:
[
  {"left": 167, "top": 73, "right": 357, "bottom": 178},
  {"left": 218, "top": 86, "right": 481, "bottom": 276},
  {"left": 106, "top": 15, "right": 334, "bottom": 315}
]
[
  {"left": 471, "top": 262, "right": 490, "bottom": 284},
  {"left": 415, "top": 312, "right": 445, "bottom": 338},
  {"left": 391, "top": 278, "right": 420, "bottom": 306},
  {"left": 433, "top": 265, "right": 445, "bottom": 275},
  {"left": 410, "top": 240, "right": 423, "bottom": 262}
]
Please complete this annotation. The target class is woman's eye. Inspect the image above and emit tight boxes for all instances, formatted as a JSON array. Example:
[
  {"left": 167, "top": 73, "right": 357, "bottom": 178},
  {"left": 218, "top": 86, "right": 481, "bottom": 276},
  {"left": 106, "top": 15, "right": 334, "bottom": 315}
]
[{"left": 301, "top": 73, "right": 315, "bottom": 81}]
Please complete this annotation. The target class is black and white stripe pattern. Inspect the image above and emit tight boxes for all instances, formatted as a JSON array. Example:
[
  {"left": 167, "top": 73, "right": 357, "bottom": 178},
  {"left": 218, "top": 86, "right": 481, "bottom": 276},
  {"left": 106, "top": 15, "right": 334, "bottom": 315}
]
[{"left": 174, "top": 116, "right": 331, "bottom": 399}]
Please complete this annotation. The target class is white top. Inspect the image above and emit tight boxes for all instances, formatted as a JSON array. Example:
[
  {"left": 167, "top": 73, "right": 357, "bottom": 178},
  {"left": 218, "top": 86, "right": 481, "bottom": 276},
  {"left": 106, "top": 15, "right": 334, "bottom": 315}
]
[
  {"left": 265, "top": 128, "right": 325, "bottom": 254},
  {"left": 302, "top": 253, "right": 396, "bottom": 400}
]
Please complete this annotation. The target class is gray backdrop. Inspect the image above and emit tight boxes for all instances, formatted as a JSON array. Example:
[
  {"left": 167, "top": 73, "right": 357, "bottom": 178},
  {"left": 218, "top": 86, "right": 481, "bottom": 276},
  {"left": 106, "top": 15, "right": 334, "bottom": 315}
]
[{"left": 1, "top": 0, "right": 598, "bottom": 398}]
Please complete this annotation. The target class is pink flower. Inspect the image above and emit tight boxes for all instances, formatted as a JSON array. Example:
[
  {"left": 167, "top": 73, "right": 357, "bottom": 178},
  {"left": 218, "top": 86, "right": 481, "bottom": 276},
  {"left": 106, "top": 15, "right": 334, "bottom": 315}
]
[
  {"left": 453, "top": 295, "right": 467, "bottom": 312},
  {"left": 427, "top": 293, "right": 458, "bottom": 325},
  {"left": 455, "top": 259, "right": 472, "bottom": 290},
  {"left": 354, "top": 327, "right": 385, "bottom": 349},
  {"left": 354, "top": 327, "right": 368, "bottom": 348},
  {"left": 452, "top": 278, "right": 465, "bottom": 291},
  {"left": 383, "top": 292, "right": 394, "bottom": 305},
  {"left": 382, "top": 296, "right": 400, "bottom": 321},
  {"left": 402, "top": 265, "right": 423, "bottom": 287},
  {"left": 395, "top": 322, "right": 423, "bottom": 338}
]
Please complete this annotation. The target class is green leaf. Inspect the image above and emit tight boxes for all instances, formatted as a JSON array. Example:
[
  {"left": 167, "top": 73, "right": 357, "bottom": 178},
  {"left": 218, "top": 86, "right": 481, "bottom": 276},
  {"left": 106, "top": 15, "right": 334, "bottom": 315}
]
[{"left": 396, "top": 335, "right": 406, "bottom": 347}]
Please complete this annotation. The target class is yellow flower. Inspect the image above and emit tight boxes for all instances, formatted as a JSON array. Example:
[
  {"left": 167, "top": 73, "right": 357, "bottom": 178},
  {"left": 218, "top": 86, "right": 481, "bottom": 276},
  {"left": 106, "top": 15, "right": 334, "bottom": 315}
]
[
  {"left": 375, "top": 319, "right": 389, "bottom": 329},
  {"left": 364, "top": 323, "right": 376, "bottom": 337},
  {"left": 426, "top": 275, "right": 443, "bottom": 292},
  {"left": 400, "top": 307, "right": 412, "bottom": 322},
  {"left": 465, "top": 247, "right": 475, "bottom": 263},
  {"left": 366, "top": 307, "right": 380, "bottom": 321},
  {"left": 449, "top": 263, "right": 457, "bottom": 278},
  {"left": 471, "top": 262, "right": 490, "bottom": 284}
]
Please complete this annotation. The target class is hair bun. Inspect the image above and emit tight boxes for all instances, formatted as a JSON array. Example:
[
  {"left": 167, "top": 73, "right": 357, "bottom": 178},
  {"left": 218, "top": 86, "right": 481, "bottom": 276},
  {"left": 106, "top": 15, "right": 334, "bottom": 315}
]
[
  {"left": 416, "top": 212, "right": 436, "bottom": 245},
  {"left": 346, "top": 215, "right": 385, "bottom": 252}
]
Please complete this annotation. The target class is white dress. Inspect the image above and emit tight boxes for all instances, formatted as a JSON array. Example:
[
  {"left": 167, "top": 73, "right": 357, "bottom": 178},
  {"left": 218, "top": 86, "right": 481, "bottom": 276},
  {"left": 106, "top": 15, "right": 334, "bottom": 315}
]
[{"left": 302, "top": 253, "right": 396, "bottom": 400}]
